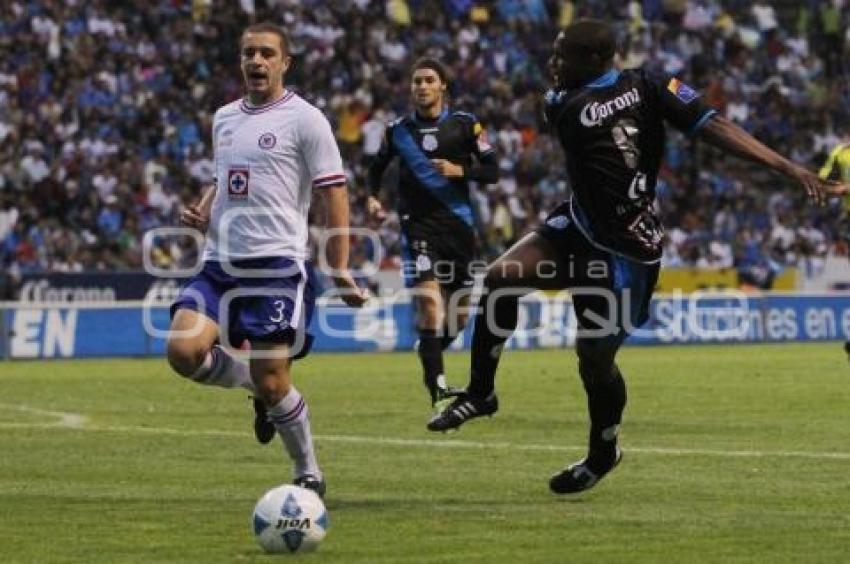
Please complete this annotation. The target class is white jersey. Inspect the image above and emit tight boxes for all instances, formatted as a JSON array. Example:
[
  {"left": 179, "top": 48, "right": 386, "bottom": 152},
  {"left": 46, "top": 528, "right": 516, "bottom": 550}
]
[{"left": 204, "top": 90, "right": 345, "bottom": 261}]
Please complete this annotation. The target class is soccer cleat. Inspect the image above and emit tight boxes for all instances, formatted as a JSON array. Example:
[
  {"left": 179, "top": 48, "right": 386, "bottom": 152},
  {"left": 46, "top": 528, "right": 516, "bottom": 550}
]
[
  {"left": 293, "top": 474, "right": 326, "bottom": 499},
  {"left": 549, "top": 447, "right": 622, "bottom": 494},
  {"left": 844, "top": 341, "right": 850, "bottom": 362},
  {"left": 426, "top": 392, "right": 498, "bottom": 432},
  {"left": 252, "top": 397, "right": 276, "bottom": 445},
  {"left": 431, "top": 385, "right": 464, "bottom": 415}
]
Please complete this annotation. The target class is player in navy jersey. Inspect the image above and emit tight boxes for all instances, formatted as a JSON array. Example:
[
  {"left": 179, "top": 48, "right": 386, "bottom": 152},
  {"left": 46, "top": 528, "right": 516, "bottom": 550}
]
[
  {"left": 428, "top": 20, "right": 847, "bottom": 494},
  {"left": 368, "top": 57, "right": 498, "bottom": 412}
]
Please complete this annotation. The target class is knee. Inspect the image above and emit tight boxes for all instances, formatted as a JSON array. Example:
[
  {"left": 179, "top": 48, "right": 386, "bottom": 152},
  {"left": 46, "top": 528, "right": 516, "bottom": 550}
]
[
  {"left": 416, "top": 295, "right": 442, "bottom": 330},
  {"left": 418, "top": 308, "right": 441, "bottom": 330},
  {"left": 253, "top": 373, "right": 291, "bottom": 406},
  {"left": 166, "top": 339, "right": 207, "bottom": 378}
]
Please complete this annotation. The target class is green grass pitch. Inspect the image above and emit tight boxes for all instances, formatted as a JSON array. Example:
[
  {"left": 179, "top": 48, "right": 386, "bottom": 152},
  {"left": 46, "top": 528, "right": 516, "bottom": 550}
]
[{"left": 1, "top": 343, "right": 849, "bottom": 563}]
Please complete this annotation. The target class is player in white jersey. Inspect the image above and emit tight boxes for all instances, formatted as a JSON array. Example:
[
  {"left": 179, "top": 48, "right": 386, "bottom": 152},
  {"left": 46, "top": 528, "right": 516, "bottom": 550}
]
[{"left": 166, "top": 23, "right": 367, "bottom": 498}]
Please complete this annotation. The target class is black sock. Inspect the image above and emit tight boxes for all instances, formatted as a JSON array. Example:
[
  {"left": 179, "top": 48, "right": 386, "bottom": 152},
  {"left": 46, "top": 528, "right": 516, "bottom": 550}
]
[
  {"left": 440, "top": 332, "right": 458, "bottom": 351},
  {"left": 418, "top": 329, "right": 444, "bottom": 402},
  {"left": 579, "top": 358, "right": 626, "bottom": 466},
  {"left": 467, "top": 289, "right": 518, "bottom": 399}
]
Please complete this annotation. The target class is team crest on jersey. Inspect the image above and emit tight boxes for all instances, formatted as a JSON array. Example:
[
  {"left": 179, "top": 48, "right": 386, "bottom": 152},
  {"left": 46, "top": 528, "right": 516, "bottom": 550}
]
[
  {"left": 667, "top": 78, "right": 698, "bottom": 104},
  {"left": 421, "top": 134, "right": 438, "bottom": 152},
  {"left": 416, "top": 254, "right": 432, "bottom": 272},
  {"left": 258, "top": 132, "right": 277, "bottom": 149},
  {"left": 227, "top": 167, "right": 250, "bottom": 199}
]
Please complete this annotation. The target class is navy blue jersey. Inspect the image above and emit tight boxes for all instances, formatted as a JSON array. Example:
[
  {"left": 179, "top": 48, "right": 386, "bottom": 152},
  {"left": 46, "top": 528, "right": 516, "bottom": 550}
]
[
  {"left": 544, "top": 68, "right": 717, "bottom": 263},
  {"left": 368, "top": 109, "right": 497, "bottom": 235}
]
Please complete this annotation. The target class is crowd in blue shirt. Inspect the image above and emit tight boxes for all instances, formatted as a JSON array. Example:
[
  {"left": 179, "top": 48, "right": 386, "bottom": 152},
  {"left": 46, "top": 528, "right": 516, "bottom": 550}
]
[{"left": 0, "top": 0, "right": 848, "bottom": 296}]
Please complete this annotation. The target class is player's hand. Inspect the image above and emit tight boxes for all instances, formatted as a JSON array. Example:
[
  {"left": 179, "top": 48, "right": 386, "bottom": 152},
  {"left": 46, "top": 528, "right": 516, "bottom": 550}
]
[
  {"left": 367, "top": 196, "right": 387, "bottom": 223},
  {"left": 790, "top": 165, "right": 847, "bottom": 206},
  {"left": 430, "top": 159, "right": 464, "bottom": 178},
  {"left": 180, "top": 203, "right": 209, "bottom": 232},
  {"left": 332, "top": 272, "right": 369, "bottom": 308}
]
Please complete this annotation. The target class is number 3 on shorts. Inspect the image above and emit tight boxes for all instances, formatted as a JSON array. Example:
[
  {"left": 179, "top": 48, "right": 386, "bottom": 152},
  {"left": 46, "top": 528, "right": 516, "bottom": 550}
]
[{"left": 269, "top": 300, "right": 285, "bottom": 323}]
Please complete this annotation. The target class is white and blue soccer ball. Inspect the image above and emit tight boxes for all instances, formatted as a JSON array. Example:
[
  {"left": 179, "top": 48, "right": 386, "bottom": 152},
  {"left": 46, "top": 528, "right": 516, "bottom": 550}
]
[{"left": 252, "top": 484, "right": 329, "bottom": 554}]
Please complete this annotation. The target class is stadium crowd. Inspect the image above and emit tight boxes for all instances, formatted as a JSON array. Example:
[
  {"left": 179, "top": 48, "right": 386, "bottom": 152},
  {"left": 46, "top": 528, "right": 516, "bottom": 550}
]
[{"left": 1, "top": 0, "right": 849, "bottom": 295}]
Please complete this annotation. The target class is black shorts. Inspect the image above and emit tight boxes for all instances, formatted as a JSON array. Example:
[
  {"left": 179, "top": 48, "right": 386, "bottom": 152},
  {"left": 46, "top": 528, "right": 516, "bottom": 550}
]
[
  {"left": 400, "top": 218, "right": 477, "bottom": 294},
  {"left": 536, "top": 203, "right": 660, "bottom": 344}
]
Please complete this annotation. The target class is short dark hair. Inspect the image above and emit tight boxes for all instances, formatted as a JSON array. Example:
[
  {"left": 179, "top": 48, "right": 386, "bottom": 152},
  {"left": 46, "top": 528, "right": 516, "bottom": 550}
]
[
  {"left": 558, "top": 19, "right": 616, "bottom": 62},
  {"left": 242, "top": 22, "right": 290, "bottom": 55},
  {"left": 411, "top": 57, "right": 450, "bottom": 85}
]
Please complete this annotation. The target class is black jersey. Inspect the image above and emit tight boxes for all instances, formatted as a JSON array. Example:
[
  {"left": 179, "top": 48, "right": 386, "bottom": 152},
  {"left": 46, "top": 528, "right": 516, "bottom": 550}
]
[
  {"left": 544, "top": 68, "right": 717, "bottom": 263},
  {"left": 368, "top": 109, "right": 498, "bottom": 235}
]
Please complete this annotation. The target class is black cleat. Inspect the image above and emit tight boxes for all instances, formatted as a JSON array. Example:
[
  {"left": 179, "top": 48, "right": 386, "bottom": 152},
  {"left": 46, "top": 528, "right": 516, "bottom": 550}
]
[
  {"left": 844, "top": 341, "right": 850, "bottom": 361},
  {"left": 293, "top": 474, "right": 326, "bottom": 499},
  {"left": 431, "top": 385, "right": 465, "bottom": 414},
  {"left": 252, "top": 397, "right": 276, "bottom": 445},
  {"left": 426, "top": 392, "right": 498, "bottom": 432},
  {"left": 549, "top": 447, "right": 622, "bottom": 494}
]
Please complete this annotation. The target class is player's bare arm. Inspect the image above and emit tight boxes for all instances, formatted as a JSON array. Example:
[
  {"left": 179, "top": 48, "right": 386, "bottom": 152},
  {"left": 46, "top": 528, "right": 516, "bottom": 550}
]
[
  {"left": 698, "top": 115, "right": 849, "bottom": 205},
  {"left": 322, "top": 184, "right": 368, "bottom": 308},
  {"left": 180, "top": 185, "right": 216, "bottom": 232}
]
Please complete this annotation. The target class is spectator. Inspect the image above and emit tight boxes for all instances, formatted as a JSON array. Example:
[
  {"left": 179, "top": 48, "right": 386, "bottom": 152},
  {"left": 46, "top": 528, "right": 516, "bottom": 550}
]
[{"left": 0, "top": 0, "right": 847, "bottom": 293}]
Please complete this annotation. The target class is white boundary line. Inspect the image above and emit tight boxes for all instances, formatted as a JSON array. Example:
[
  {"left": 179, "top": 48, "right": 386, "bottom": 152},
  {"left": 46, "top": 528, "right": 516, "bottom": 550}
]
[
  {"left": 0, "top": 404, "right": 848, "bottom": 462},
  {"left": 0, "top": 404, "right": 87, "bottom": 428}
]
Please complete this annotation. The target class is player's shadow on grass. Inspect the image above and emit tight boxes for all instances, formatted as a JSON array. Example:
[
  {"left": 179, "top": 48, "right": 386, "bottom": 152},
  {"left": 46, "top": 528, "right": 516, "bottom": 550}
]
[
  {"left": 551, "top": 495, "right": 592, "bottom": 504},
  {"left": 325, "top": 496, "right": 518, "bottom": 511}
]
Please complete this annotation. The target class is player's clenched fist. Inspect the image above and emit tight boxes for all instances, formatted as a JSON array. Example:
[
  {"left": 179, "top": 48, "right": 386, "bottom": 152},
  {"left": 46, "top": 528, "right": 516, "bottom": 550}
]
[
  {"left": 180, "top": 203, "right": 209, "bottom": 232},
  {"left": 430, "top": 159, "right": 464, "bottom": 178}
]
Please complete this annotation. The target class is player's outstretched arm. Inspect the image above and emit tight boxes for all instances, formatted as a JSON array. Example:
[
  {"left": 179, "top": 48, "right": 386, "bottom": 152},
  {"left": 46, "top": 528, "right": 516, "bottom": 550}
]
[
  {"left": 180, "top": 184, "right": 216, "bottom": 232},
  {"left": 697, "top": 115, "right": 848, "bottom": 205},
  {"left": 321, "top": 183, "right": 368, "bottom": 308}
]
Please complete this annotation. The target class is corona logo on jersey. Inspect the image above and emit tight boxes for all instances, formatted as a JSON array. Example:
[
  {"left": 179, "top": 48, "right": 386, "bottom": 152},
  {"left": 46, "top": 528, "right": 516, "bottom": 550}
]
[
  {"left": 580, "top": 88, "right": 641, "bottom": 127},
  {"left": 227, "top": 167, "right": 250, "bottom": 199}
]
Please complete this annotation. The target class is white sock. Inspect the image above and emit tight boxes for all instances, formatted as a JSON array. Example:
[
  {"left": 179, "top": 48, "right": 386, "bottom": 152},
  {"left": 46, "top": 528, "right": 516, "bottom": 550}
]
[
  {"left": 267, "top": 388, "right": 321, "bottom": 480},
  {"left": 190, "top": 345, "right": 254, "bottom": 391}
]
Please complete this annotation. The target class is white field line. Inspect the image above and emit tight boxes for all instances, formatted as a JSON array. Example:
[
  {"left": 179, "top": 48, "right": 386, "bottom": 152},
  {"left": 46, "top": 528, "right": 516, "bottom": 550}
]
[
  {"left": 0, "top": 403, "right": 87, "bottom": 428},
  {"left": 0, "top": 404, "right": 848, "bottom": 462}
]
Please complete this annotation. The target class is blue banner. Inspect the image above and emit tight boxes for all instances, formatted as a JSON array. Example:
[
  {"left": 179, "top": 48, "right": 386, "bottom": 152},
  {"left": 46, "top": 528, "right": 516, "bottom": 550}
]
[
  {"left": 2, "top": 294, "right": 849, "bottom": 359},
  {"left": 17, "top": 272, "right": 181, "bottom": 303}
]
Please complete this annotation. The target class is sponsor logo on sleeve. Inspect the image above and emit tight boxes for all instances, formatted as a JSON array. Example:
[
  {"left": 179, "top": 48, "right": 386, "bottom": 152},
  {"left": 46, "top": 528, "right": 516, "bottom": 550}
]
[
  {"left": 667, "top": 78, "right": 698, "bottom": 104},
  {"left": 476, "top": 128, "right": 493, "bottom": 153}
]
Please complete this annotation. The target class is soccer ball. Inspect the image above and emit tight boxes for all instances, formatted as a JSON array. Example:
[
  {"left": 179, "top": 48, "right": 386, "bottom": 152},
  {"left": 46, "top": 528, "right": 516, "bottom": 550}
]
[{"left": 252, "top": 484, "right": 329, "bottom": 554}]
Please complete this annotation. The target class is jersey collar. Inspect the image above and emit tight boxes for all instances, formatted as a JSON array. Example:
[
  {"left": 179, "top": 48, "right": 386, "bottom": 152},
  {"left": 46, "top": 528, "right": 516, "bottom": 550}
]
[
  {"left": 411, "top": 107, "right": 449, "bottom": 126},
  {"left": 239, "top": 89, "right": 293, "bottom": 114},
  {"left": 584, "top": 69, "right": 620, "bottom": 89}
]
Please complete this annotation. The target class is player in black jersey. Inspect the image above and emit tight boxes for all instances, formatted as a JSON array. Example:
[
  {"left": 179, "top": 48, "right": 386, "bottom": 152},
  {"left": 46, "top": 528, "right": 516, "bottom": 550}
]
[
  {"left": 368, "top": 57, "right": 498, "bottom": 411},
  {"left": 428, "top": 20, "right": 848, "bottom": 494}
]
